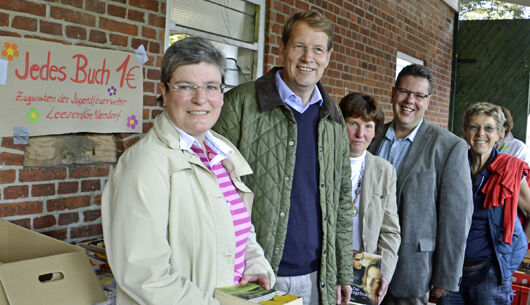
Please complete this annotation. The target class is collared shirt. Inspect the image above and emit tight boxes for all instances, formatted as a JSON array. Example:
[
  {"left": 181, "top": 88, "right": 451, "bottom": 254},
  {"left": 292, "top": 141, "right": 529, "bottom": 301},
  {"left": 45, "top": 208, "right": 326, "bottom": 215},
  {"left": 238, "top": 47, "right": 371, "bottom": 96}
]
[
  {"left": 275, "top": 69, "right": 323, "bottom": 113},
  {"left": 165, "top": 111, "right": 232, "bottom": 165},
  {"left": 377, "top": 120, "right": 423, "bottom": 175}
]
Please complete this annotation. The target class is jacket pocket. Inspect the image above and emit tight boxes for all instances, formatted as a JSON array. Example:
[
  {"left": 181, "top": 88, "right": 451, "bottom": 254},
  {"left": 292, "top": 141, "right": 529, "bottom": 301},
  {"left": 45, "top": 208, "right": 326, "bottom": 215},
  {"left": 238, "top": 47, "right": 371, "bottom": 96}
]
[{"left": 418, "top": 239, "right": 435, "bottom": 252}]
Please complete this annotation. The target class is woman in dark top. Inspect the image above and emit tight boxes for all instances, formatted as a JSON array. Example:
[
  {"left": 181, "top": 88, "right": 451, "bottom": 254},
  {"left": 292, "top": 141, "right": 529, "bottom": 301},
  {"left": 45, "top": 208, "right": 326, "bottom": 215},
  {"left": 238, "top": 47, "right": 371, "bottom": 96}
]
[{"left": 439, "top": 102, "right": 529, "bottom": 305}]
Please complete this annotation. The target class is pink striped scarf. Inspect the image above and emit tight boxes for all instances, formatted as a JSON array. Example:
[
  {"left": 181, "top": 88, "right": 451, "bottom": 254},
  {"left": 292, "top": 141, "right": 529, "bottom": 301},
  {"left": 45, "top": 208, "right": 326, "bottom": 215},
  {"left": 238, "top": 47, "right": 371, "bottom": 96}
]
[{"left": 190, "top": 143, "right": 251, "bottom": 284}]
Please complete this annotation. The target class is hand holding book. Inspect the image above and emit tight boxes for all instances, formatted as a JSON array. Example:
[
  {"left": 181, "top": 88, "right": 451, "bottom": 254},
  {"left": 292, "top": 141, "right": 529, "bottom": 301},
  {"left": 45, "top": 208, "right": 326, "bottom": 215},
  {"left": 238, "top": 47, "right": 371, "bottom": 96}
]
[{"left": 240, "top": 273, "right": 271, "bottom": 290}]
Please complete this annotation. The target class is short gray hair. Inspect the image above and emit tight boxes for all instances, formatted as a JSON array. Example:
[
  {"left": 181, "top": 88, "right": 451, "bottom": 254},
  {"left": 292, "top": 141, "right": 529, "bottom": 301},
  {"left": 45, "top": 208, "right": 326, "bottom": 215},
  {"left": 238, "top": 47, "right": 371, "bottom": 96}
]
[
  {"left": 463, "top": 102, "right": 506, "bottom": 135},
  {"left": 160, "top": 37, "right": 225, "bottom": 90}
]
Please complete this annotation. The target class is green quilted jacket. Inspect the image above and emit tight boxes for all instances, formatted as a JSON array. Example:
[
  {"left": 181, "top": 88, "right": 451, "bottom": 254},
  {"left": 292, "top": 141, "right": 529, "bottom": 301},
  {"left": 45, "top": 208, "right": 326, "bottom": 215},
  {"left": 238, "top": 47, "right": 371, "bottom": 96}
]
[{"left": 213, "top": 67, "right": 353, "bottom": 305}]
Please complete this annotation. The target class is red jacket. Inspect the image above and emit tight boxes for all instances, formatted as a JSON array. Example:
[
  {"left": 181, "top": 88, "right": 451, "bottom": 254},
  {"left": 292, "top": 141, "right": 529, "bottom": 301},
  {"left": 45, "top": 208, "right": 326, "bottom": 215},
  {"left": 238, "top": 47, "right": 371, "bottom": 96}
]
[{"left": 483, "top": 153, "right": 530, "bottom": 244}]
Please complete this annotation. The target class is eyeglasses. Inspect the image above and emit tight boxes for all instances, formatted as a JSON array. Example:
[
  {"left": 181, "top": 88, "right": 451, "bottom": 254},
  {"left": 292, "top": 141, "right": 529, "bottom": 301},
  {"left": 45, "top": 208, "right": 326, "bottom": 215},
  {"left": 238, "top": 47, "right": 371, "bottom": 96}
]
[
  {"left": 467, "top": 124, "right": 497, "bottom": 133},
  {"left": 395, "top": 87, "right": 430, "bottom": 101},
  {"left": 289, "top": 43, "right": 327, "bottom": 56},
  {"left": 166, "top": 82, "right": 225, "bottom": 97}
]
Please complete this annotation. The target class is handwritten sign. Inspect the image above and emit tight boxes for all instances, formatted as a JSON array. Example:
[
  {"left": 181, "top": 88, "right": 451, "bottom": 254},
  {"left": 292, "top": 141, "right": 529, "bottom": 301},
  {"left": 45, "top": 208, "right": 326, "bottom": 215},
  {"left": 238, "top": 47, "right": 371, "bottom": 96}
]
[{"left": 0, "top": 37, "right": 143, "bottom": 136}]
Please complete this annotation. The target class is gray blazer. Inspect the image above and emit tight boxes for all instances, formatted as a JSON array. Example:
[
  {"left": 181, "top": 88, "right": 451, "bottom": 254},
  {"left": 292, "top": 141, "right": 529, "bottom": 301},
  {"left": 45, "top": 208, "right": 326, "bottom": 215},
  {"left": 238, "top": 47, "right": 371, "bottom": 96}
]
[
  {"left": 369, "top": 120, "right": 473, "bottom": 297},
  {"left": 359, "top": 151, "right": 401, "bottom": 282}
]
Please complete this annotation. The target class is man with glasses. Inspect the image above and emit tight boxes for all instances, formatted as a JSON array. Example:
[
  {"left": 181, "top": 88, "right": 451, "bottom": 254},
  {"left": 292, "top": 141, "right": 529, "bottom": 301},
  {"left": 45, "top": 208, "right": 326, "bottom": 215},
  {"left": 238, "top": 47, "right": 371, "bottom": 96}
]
[
  {"left": 369, "top": 64, "right": 473, "bottom": 305},
  {"left": 214, "top": 10, "right": 353, "bottom": 305}
]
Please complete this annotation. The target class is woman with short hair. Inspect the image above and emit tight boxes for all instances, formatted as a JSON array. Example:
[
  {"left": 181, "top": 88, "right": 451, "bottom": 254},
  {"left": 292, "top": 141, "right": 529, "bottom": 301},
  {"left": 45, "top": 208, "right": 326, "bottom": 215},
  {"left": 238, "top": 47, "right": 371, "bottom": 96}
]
[{"left": 102, "top": 37, "right": 274, "bottom": 305}]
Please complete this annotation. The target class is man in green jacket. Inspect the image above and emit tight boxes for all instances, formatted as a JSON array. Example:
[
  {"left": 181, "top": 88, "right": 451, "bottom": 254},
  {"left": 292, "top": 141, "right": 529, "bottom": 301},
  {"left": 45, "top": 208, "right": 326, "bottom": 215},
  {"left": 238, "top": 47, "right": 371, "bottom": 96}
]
[{"left": 213, "top": 10, "right": 353, "bottom": 305}]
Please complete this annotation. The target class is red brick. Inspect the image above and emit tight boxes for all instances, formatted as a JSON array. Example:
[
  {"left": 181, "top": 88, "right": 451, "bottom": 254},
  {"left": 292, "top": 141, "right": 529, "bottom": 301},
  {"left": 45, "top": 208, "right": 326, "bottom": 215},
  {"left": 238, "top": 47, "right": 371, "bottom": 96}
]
[
  {"left": 50, "top": 7, "right": 96, "bottom": 27},
  {"left": 86, "top": 0, "right": 105, "bottom": 13},
  {"left": 61, "top": 0, "right": 83, "bottom": 8},
  {"left": 83, "top": 209, "right": 101, "bottom": 221},
  {"left": 65, "top": 25, "right": 87, "bottom": 40},
  {"left": 109, "top": 33, "right": 128, "bottom": 46},
  {"left": 144, "top": 95, "right": 158, "bottom": 107},
  {"left": 0, "top": 138, "right": 25, "bottom": 152},
  {"left": 41, "top": 228, "right": 67, "bottom": 240},
  {"left": 143, "top": 122, "right": 153, "bottom": 133},
  {"left": 58, "top": 212, "right": 79, "bottom": 225},
  {"left": 100, "top": 17, "right": 138, "bottom": 36},
  {"left": 89, "top": 30, "right": 107, "bottom": 43},
  {"left": 148, "top": 41, "right": 160, "bottom": 54},
  {"left": 47, "top": 195, "right": 91, "bottom": 211},
  {"left": 143, "top": 109, "right": 150, "bottom": 120},
  {"left": 144, "top": 81, "right": 155, "bottom": 93},
  {"left": 81, "top": 179, "right": 100, "bottom": 192},
  {"left": 19, "top": 167, "right": 67, "bottom": 182},
  {"left": 10, "top": 218, "right": 31, "bottom": 229},
  {"left": 0, "top": 170, "right": 16, "bottom": 184},
  {"left": 58, "top": 181, "right": 79, "bottom": 194},
  {"left": 146, "top": 68, "right": 160, "bottom": 81},
  {"left": 131, "top": 38, "right": 148, "bottom": 50},
  {"left": 69, "top": 164, "right": 110, "bottom": 179},
  {"left": 70, "top": 224, "right": 102, "bottom": 239},
  {"left": 40, "top": 20, "right": 63, "bottom": 36},
  {"left": 0, "top": 201, "right": 43, "bottom": 217},
  {"left": 130, "top": 0, "right": 158, "bottom": 12},
  {"left": 4, "top": 185, "right": 29, "bottom": 199},
  {"left": 108, "top": 4, "right": 126, "bottom": 18},
  {"left": 0, "top": 12, "right": 8, "bottom": 26},
  {"left": 128, "top": 9, "right": 145, "bottom": 22},
  {"left": 142, "top": 27, "right": 156, "bottom": 39},
  {"left": 0, "top": 152, "right": 24, "bottom": 166},
  {"left": 148, "top": 14, "right": 165, "bottom": 28},
  {"left": 151, "top": 109, "right": 163, "bottom": 119},
  {"left": 94, "top": 194, "right": 102, "bottom": 206},
  {"left": 31, "top": 183, "right": 56, "bottom": 197},
  {"left": 0, "top": 0, "right": 46, "bottom": 16},
  {"left": 0, "top": 30, "right": 16, "bottom": 37},
  {"left": 12, "top": 16, "right": 37, "bottom": 31},
  {"left": 33, "top": 215, "right": 56, "bottom": 229},
  {"left": 122, "top": 136, "right": 140, "bottom": 151}
]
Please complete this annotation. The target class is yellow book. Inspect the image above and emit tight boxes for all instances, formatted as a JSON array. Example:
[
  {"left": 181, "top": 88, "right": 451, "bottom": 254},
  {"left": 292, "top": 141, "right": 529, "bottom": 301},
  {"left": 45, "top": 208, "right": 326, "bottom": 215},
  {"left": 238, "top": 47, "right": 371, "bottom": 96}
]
[{"left": 215, "top": 283, "right": 302, "bottom": 305}]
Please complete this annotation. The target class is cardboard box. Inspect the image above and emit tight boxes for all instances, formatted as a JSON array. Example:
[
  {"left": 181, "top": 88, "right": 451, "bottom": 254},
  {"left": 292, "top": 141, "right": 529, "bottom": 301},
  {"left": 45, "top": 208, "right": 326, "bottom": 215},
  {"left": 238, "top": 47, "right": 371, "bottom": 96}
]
[{"left": 0, "top": 220, "right": 107, "bottom": 305}]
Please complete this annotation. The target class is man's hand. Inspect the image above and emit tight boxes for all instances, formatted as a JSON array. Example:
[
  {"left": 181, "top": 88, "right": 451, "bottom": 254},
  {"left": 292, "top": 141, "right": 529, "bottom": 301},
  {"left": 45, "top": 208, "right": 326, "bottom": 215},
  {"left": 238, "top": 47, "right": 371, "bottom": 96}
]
[
  {"left": 430, "top": 287, "right": 449, "bottom": 299},
  {"left": 377, "top": 278, "right": 389, "bottom": 304},
  {"left": 336, "top": 284, "right": 352, "bottom": 305},
  {"left": 240, "top": 274, "right": 271, "bottom": 290}
]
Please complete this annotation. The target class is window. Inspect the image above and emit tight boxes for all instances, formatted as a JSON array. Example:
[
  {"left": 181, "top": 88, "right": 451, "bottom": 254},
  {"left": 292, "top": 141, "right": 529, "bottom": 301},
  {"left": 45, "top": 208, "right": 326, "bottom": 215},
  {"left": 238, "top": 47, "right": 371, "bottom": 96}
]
[
  {"left": 165, "top": 0, "right": 265, "bottom": 88},
  {"left": 395, "top": 51, "right": 424, "bottom": 79}
]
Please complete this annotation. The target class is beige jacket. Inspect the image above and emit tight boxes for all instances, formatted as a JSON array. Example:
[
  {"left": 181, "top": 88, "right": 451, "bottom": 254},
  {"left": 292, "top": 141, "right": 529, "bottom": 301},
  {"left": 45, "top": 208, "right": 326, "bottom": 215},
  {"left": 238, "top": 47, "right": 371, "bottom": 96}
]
[
  {"left": 102, "top": 113, "right": 275, "bottom": 305},
  {"left": 358, "top": 151, "right": 401, "bottom": 282}
]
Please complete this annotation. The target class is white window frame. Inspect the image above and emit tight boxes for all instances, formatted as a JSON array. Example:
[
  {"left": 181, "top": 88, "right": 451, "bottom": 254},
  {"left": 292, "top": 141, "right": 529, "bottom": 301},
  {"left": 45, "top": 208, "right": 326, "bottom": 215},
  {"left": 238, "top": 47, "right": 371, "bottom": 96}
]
[
  {"left": 164, "top": 0, "right": 266, "bottom": 78},
  {"left": 395, "top": 51, "right": 424, "bottom": 80}
]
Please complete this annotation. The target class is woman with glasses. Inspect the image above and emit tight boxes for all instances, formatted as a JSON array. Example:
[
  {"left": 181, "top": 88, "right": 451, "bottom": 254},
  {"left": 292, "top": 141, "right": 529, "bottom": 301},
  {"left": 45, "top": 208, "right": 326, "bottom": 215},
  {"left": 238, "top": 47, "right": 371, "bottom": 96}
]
[
  {"left": 339, "top": 93, "right": 401, "bottom": 305},
  {"left": 102, "top": 37, "right": 274, "bottom": 305},
  {"left": 439, "top": 102, "right": 529, "bottom": 305}
]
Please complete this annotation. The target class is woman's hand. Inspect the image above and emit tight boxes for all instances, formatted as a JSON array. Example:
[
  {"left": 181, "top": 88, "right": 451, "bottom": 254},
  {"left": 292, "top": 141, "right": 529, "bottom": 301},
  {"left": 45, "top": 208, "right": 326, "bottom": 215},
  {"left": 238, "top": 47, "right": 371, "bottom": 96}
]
[
  {"left": 377, "top": 278, "right": 389, "bottom": 304},
  {"left": 240, "top": 274, "right": 271, "bottom": 290}
]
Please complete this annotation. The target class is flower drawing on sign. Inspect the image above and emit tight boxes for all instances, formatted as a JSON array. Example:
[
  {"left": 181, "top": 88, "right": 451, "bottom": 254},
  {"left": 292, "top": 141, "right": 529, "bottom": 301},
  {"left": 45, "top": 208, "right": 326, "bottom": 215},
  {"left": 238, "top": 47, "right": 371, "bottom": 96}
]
[
  {"left": 1, "top": 42, "right": 20, "bottom": 61},
  {"left": 108, "top": 86, "right": 117, "bottom": 96},
  {"left": 27, "top": 108, "right": 40, "bottom": 124},
  {"left": 127, "top": 115, "right": 138, "bottom": 130}
]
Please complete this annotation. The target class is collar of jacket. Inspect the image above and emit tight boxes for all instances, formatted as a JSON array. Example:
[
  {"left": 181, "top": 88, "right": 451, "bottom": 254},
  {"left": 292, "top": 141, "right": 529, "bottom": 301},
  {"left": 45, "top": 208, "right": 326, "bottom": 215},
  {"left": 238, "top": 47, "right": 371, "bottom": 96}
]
[
  {"left": 152, "top": 112, "right": 253, "bottom": 177},
  {"left": 255, "top": 66, "right": 343, "bottom": 124}
]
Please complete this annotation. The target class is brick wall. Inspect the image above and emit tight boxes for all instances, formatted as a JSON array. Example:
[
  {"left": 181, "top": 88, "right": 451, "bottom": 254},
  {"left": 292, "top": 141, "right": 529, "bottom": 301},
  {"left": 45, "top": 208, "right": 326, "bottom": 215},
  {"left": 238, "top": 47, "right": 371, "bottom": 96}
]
[
  {"left": 0, "top": 0, "right": 456, "bottom": 242},
  {"left": 265, "top": 0, "right": 456, "bottom": 126},
  {"left": 0, "top": 0, "right": 166, "bottom": 242}
]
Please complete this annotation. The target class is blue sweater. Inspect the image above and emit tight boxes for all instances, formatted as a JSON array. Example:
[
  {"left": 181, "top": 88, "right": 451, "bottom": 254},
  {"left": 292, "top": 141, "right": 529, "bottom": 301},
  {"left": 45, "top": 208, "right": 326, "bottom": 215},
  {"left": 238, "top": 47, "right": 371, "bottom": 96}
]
[{"left": 277, "top": 103, "right": 322, "bottom": 276}]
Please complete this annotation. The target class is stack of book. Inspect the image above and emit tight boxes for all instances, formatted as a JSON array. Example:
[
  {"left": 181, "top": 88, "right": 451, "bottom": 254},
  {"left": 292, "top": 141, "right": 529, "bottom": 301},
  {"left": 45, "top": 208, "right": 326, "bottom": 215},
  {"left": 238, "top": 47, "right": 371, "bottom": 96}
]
[{"left": 215, "top": 283, "right": 302, "bottom": 305}]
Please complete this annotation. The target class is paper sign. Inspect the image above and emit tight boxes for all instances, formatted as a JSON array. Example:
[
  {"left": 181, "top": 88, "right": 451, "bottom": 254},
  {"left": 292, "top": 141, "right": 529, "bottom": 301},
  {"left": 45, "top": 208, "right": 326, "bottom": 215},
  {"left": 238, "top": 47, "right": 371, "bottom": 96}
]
[{"left": 0, "top": 38, "right": 144, "bottom": 136}]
